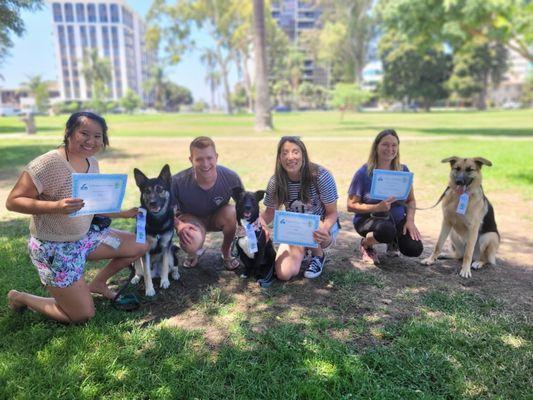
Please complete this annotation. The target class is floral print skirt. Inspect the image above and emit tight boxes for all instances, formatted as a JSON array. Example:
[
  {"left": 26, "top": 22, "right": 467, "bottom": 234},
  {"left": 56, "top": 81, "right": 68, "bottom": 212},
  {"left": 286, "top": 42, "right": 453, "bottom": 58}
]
[{"left": 28, "top": 228, "right": 110, "bottom": 288}]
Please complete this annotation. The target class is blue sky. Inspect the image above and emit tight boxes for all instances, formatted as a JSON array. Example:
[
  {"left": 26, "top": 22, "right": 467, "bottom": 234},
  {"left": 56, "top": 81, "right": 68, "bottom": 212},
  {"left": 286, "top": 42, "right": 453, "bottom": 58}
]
[{"left": 0, "top": 0, "right": 236, "bottom": 103}]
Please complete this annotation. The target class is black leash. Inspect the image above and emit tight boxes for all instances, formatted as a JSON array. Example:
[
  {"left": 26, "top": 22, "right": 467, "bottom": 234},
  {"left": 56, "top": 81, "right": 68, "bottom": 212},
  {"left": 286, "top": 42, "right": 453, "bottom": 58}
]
[{"left": 416, "top": 186, "right": 449, "bottom": 211}]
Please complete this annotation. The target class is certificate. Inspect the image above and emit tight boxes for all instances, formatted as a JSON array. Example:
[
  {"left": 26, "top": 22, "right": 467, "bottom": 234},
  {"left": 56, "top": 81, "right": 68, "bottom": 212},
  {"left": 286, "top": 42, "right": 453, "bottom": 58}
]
[
  {"left": 370, "top": 169, "right": 413, "bottom": 201},
  {"left": 71, "top": 173, "right": 127, "bottom": 216},
  {"left": 273, "top": 211, "right": 320, "bottom": 248}
]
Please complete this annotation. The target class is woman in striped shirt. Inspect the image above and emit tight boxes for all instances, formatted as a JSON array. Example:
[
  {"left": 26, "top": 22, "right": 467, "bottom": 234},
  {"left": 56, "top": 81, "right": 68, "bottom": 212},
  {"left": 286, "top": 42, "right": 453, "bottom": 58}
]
[{"left": 261, "top": 136, "right": 339, "bottom": 280}]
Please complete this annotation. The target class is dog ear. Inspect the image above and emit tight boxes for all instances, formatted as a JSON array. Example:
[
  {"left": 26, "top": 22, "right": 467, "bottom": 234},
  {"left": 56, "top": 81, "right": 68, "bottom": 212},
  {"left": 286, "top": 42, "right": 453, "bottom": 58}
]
[
  {"left": 232, "top": 186, "right": 244, "bottom": 202},
  {"left": 255, "top": 190, "right": 266, "bottom": 204},
  {"left": 133, "top": 168, "right": 148, "bottom": 188},
  {"left": 158, "top": 164, "right": 172, "bottom": 185},
  {"left": 473, "top": 157, "right": 492, "bottom": 168},
  {"left": 441, "top": 156, "right": 460, "bottom": 166}
]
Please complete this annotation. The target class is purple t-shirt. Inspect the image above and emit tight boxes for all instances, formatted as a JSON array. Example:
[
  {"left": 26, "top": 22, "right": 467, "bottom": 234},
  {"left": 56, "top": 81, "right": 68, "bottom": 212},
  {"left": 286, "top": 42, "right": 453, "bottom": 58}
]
[
  {"left": 348, "top": 164, "right": 409, "bottom": 225},
  {"left": 171, "top": 165, "right": 243, "bottom": 217}
]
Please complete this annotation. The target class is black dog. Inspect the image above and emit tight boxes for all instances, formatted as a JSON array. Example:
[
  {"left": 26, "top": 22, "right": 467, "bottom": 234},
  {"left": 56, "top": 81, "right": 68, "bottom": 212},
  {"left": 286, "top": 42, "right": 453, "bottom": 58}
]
[
  {"left": 131, "top": 164, "right": 180, "bottom": 296},
  {"left": 232, "top": 187, "right": 276, "bottom": 287}
]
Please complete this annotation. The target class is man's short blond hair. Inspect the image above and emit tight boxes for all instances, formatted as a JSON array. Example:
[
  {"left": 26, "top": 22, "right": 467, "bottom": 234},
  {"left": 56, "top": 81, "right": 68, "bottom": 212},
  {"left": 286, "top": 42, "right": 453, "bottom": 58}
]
[{"left": 190, "top": 136, "right": 216, "bottom": 155}]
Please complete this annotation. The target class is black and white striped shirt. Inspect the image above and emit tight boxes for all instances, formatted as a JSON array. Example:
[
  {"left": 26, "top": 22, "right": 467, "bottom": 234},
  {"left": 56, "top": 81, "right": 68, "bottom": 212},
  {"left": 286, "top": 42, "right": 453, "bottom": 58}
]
[{"left": 264, "top": 166, "right": 338, "bottom": 217}]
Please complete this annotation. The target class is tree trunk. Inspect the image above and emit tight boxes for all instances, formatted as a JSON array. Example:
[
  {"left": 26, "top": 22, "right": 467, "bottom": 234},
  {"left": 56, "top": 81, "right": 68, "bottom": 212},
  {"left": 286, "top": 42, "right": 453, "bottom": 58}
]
[
  {"left": 241, "top": 50, "right": 254, "bottom": 113},
  {"left": 253, "top": 0, "right": 273, "bottom": 131},
  {"left": 476, "top": 71, "right": 488, "bottom": 110}
]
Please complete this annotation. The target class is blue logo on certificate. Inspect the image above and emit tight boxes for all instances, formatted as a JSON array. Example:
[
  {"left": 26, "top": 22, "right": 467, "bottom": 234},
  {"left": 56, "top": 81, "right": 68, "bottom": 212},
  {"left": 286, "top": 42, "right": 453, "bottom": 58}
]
[{"left": 370, "top": 169, "right": 413, "bottom": 201}]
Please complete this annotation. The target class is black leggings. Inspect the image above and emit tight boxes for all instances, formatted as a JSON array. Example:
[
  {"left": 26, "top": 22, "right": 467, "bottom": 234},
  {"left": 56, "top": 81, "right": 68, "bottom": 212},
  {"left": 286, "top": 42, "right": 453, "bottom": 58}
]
[{"left": 354, "top": 215, "right": 423, "bottom": 257}]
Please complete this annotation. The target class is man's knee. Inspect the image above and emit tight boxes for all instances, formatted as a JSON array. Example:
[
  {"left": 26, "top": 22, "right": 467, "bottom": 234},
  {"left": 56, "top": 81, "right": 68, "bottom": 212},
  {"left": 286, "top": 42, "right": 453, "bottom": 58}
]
[
  {"left": 373, "top": 222, "right": 396, "bottom": 243},
  {"left": 215, "top": 205, "right": 237, "bottom": 230}
]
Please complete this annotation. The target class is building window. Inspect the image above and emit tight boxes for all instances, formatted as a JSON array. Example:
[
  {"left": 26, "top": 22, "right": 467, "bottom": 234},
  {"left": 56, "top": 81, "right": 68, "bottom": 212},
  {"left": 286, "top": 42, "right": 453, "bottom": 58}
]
[
  {"left": 102, "top": 27, "right": 110, "bottom": 56},
  {"left": 122, "top": 7, "right": 133, "bottom": 29},
  {"left": 57, "top": 25, "right": 66, "bottom": 46},
  {"left": 89, "top": 26, "right": 97, "bottom": 48},
  {"left": 75, "top": 3, "right": 85, "bottom": 22},
  {"left": 87, "top": 3, "right": 96, "bottom": 22},
  {"left": 110, "top": 4, "right": 120, "bottom": 23},
  {"left": 53, "top": 3, "right": 62, "bottom": 22},
  {"left": 80, "top": 26, "right": 88, "bottom": 47},
  {"left": 64, "top": 3, "right": 74, "bottom": 22},
  {"left": 99, "top": 4, "right": 108, "bottom": 22},
  {"left": 111, "top": 26, "right": 119, "bottom": 48}
]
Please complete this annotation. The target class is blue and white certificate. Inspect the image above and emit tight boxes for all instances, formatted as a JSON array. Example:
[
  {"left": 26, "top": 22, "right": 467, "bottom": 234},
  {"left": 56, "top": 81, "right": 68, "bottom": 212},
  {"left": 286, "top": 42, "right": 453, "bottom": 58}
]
[
  {"left": 370, "top": 169, "right": 413, "bottom": 201},
  {"left": 273, "top": 211, "right": 320, "bottom": 248},
  {"left": 71, "top": 173, "right": 127, "bottom": 216}
]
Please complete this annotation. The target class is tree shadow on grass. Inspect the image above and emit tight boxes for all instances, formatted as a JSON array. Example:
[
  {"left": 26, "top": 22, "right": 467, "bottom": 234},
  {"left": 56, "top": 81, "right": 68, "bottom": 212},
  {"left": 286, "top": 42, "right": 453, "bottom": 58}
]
[
  {"left": 0, "top": 125, "right": 60, "bottom": 134},
  {"left": 2, "top": 210, "right": 532, "bottom": 399},
  {"left": 332, "top": 123, "right": 533, "bottom": 137}
]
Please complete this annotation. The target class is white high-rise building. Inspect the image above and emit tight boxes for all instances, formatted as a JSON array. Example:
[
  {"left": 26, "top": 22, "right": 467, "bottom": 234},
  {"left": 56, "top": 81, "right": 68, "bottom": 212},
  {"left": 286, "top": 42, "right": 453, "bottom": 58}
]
[{"left": 49, "top": 0, "right": 153, "bottom": 102}]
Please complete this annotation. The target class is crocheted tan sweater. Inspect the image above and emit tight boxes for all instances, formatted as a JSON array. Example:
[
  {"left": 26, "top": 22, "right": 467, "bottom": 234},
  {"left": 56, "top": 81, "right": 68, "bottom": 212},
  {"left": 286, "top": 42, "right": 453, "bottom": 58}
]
[{"left": 24, "top": 149, "right": 99, "bottom": 242}]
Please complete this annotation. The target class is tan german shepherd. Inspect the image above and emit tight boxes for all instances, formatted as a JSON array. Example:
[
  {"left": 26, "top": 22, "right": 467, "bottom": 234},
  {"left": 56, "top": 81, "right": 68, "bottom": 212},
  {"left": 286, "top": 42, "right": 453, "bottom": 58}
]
[{"left": 421, "top": 157, "right": 500, "bottom": 278}]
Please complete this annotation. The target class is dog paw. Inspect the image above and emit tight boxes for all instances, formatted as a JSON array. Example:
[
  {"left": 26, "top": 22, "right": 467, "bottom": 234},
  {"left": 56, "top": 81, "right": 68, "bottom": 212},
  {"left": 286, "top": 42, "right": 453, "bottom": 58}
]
[
  {"left": 171, "top": 270, "right": 181, "bottom": 281},
  {"left": 131, "top": 275, "right": 141, "bottom": 285},
  {"left": 471, "top": 261, "right": 485, "bottom": 270},
  {"left": 459, "top": 268, "right": 472, "bottom": 278},
  {"left": 420, "top": 257, "right": 435, "bottom": 266},
  {"left": 160, "top": 278, "right": 170, "bottom": 289},
  {"left": 145, "top": 287, "right": 156, "bottom": 297}
]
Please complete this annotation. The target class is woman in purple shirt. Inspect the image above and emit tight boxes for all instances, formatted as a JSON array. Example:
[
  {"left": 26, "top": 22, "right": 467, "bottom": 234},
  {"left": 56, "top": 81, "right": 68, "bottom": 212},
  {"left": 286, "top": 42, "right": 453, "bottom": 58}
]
[{"left": 347, "top": 129, "right": 423, "bottom": 264}]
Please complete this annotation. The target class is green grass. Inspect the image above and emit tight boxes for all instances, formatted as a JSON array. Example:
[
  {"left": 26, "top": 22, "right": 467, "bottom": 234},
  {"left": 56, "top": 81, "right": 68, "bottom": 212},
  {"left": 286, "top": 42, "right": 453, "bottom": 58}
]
[
  {"left": 1, "top": 111, "right": 532, "bottom": 398},
  {"left": 1, "top": 109, "right": 532, "bottom": 137}
]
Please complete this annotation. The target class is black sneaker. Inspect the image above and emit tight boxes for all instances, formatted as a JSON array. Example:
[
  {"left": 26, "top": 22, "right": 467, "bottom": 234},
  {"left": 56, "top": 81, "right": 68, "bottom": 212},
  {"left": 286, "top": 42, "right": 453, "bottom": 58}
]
[{"left": 304, "top": 253, "right": 326, "bottom": 279}]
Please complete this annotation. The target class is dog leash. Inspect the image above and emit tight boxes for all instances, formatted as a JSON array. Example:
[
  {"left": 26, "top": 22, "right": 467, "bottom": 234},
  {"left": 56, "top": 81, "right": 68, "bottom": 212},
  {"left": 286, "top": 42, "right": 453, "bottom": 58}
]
[{"left": 416, "top": 187, "right": 449, "bottom": 211}]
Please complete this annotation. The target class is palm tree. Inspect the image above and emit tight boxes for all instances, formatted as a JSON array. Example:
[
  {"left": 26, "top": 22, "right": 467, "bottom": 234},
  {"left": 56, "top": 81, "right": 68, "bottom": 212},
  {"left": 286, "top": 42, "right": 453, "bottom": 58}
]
[
  {"left": 81, "top": 49, "right": 112, "bottom": 113},
  {"left": 286, "top": 47, "right": 305, "bottom": 109},
  {"left": 252, "top": 0, "right": 272, "bottom": 131},
  {"left": 21, "top": 74, "right": 50, "bottom": 113},
  {"left": 201, "top": 46, "right": 233, "bottom": 114},
  {"left": 205, "top": 70, "right": 221, "bottom": 110},
  {"left": 143, "top": 65, "right": 168, "bottom": 111},
  {"left": 200, "top": 48, "right": 221, "bottom": 110}
]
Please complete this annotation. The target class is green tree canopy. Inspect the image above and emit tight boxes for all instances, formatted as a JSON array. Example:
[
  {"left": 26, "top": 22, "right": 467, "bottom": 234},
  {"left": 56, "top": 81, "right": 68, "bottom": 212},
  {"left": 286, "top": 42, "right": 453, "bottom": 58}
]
[{"left": 0, "top": 0, "right": 43, "bottom": 66}]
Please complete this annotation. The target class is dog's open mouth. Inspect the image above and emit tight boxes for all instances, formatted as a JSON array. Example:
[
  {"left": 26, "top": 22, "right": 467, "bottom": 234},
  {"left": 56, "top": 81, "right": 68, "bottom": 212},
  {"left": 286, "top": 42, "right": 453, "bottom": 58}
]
[
  {"left": 455, "top": 185, "right": 467, "bottom": 195},
  {"left": 243, "top": 211, "right": 252, "bottom": 220},
  {"left": 149, "top": 204, "right": 162, "bottom": 213}
]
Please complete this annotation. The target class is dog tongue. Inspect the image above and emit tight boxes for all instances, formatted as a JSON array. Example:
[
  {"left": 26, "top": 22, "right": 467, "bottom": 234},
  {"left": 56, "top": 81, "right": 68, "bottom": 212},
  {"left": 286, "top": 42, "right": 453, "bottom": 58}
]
[{"left": 455, "top": 185, "right": 466, "bottom": 195}]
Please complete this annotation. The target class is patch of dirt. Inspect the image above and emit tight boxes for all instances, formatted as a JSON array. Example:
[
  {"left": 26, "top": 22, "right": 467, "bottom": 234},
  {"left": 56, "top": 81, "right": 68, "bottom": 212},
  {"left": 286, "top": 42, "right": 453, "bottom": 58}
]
[{"left": 122, "top": 207, "right": 533, "bottom": 348}]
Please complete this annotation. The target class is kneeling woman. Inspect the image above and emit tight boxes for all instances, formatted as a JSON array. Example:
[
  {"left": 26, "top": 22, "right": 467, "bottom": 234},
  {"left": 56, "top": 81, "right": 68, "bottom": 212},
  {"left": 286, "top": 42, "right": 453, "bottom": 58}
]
[
  {"left": 6, "top": 112, "right": 149, "bottom": 323},
  {"left": 347, "top": 129, "right": 423, "bottom": 264},
  {"left": 260, "top": 136, "right": 339, "bottom": 280}
]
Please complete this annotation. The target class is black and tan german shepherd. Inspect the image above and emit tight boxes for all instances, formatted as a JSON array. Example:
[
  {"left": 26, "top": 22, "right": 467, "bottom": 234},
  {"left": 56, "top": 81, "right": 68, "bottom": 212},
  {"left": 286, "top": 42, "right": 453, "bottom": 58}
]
[
  {"left": 421, "top": 157, "right": 500, "bottom": 278},
  {"left": 132, "top": 165, "right": 180, "bottom": 296},
  {"left": 232, "top": 187, "right": 276, "bottom": 287}
]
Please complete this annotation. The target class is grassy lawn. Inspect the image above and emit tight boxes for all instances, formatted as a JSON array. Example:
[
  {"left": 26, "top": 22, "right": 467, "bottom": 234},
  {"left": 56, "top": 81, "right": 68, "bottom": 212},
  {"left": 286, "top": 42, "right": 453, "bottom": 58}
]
[{"left": 0, "top": 111, "right": 532, "bottom": 399}]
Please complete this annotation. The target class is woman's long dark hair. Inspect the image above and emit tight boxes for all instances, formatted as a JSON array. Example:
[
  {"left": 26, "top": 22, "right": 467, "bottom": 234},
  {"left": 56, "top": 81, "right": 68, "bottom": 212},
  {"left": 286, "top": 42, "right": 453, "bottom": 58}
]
[
  {"left": 274, "top": 136, "right": 318, "bottom": 206},
  {"left": 63, "top": 111, "right": 109, "bottom": 148}
]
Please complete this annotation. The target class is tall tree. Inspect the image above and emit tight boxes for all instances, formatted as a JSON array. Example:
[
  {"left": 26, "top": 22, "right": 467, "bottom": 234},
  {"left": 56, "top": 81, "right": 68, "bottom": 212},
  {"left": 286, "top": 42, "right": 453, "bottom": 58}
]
[
  {"left": 380, "top": 35, "right": 452, "bottom": 111},
  {"left": 378, "top": 0, "right": 532, "bottom": 62},
  {"left": 286, "top": 47, "right": 305, "bottom": 109},
  {"left": 81, "top": 49, "right": 112, "bottom": 114},
  {"left": 448, "top": 39, "right": 508, "bottom": 109},
  {"left": 143, "top": 64, "right": 168, "bottom": 111},
  {"left": 252, "top": 0, "right": 272, "bottom": 131},
  {"left": 21, "top": 75, "right": 50, "bottom": 113},
  {"left": 0, "top": 0, "right": 43, "bottom": 66},
  {"left": 318, "top": 0, "right": 375, "bottom": 84}
]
